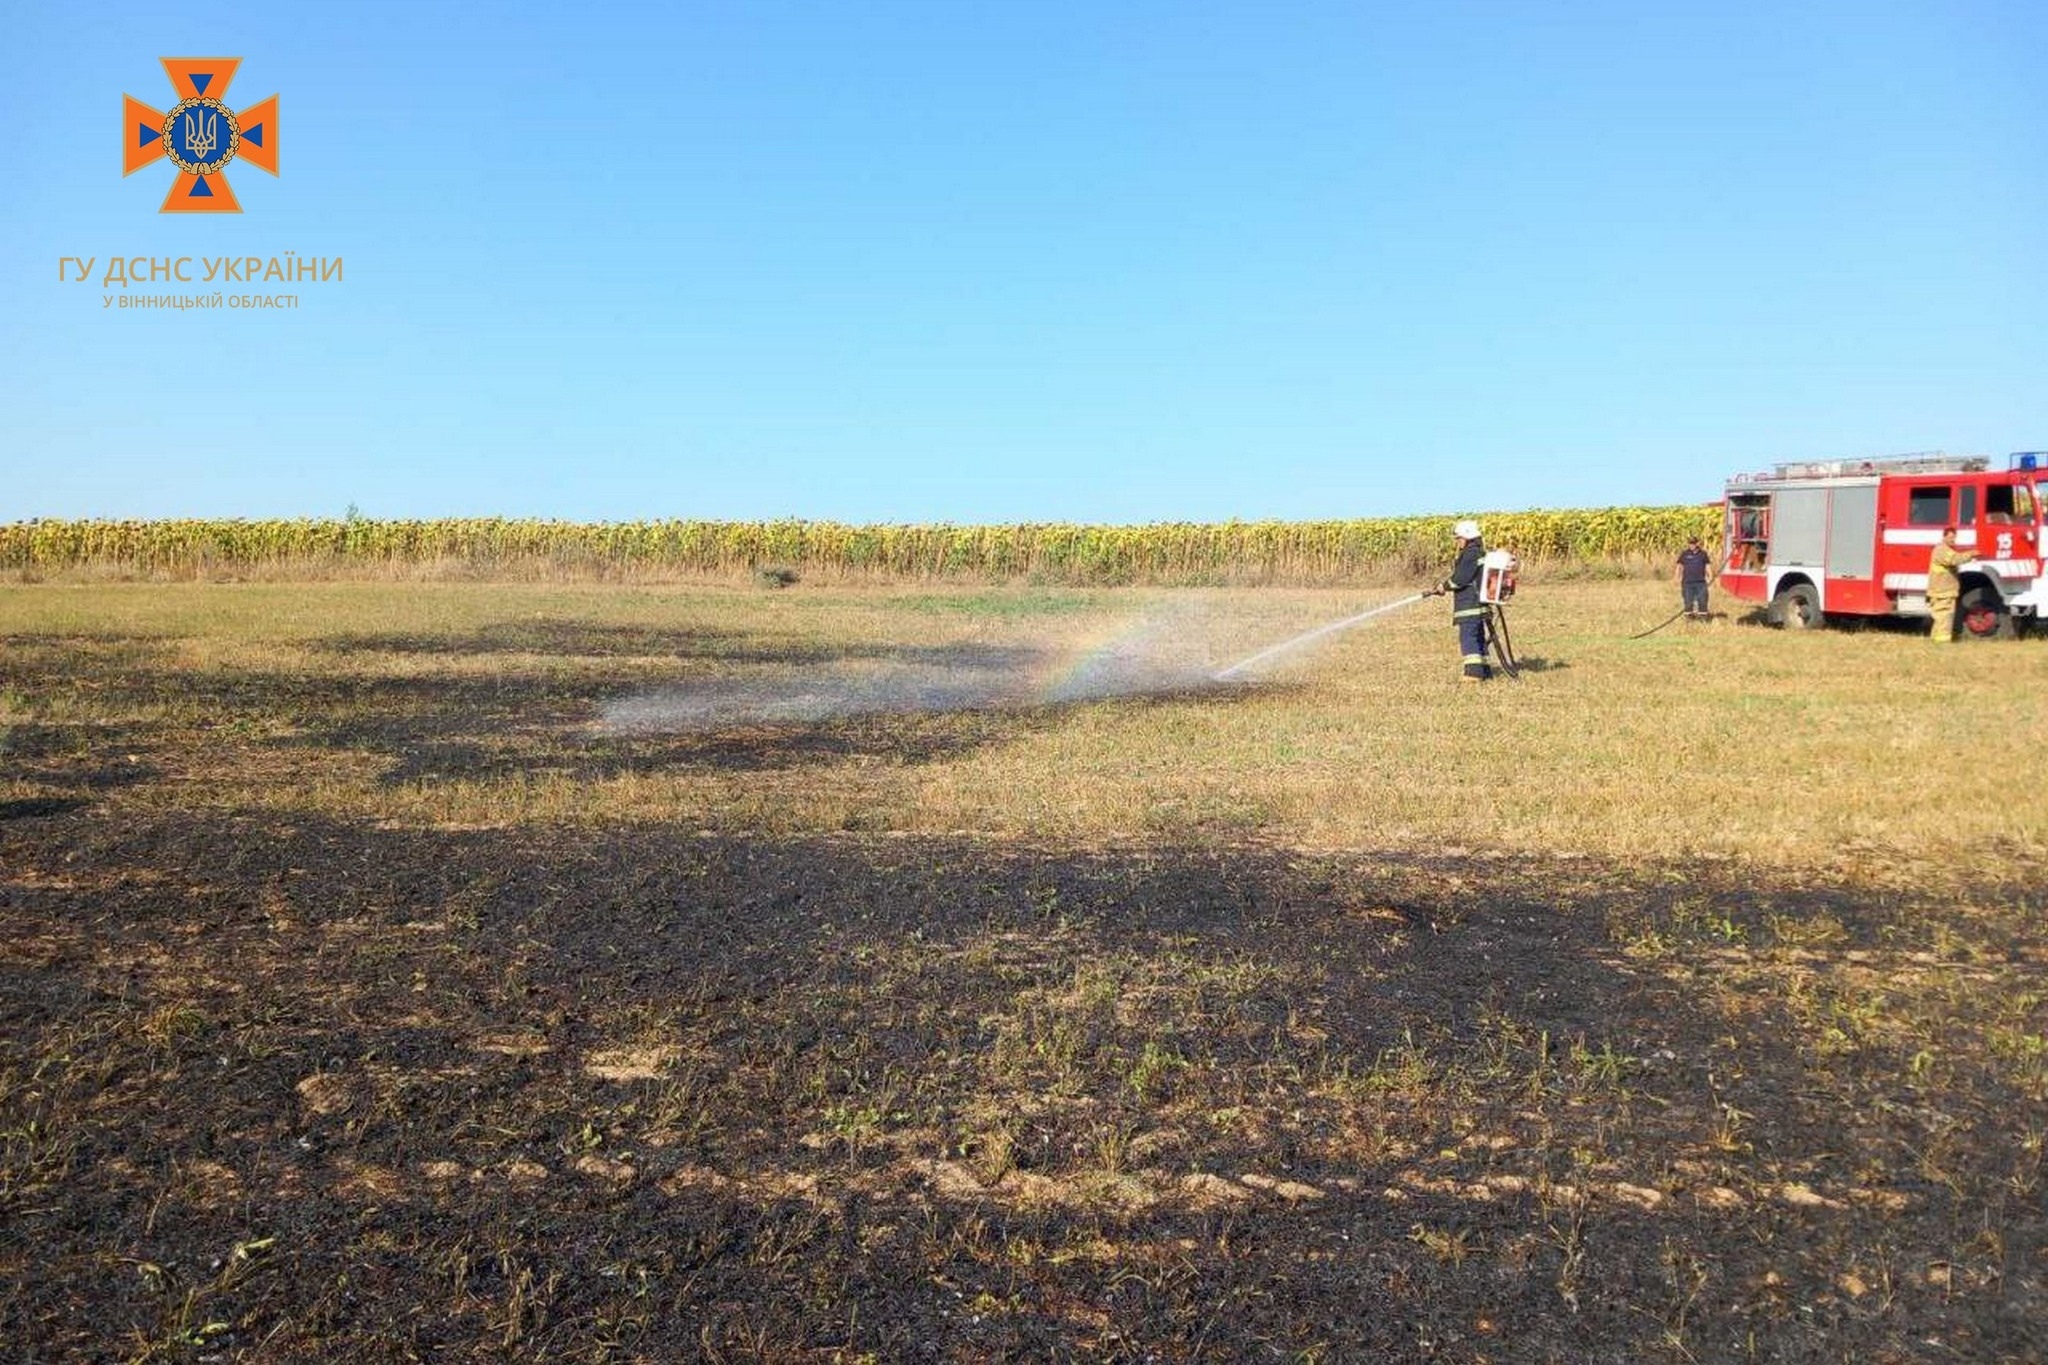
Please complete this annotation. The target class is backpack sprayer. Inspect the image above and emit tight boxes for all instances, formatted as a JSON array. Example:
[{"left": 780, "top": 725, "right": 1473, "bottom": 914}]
[{"left": 1477, "top": 548, "right": 1522, "bottom": 678}]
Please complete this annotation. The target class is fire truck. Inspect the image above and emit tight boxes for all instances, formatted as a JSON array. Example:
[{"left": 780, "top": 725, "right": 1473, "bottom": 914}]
[{"left": 1720, "top": 452, "right": 2048, "bottom": 639}]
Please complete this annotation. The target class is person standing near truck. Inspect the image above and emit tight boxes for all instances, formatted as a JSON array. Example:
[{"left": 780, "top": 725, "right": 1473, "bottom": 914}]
[
  {"left": 1676, "top": 535, "right": 1711, "bottom": 619},
  {"left": 1925, "top": 526, "right": 1976, "bottom": 643}
]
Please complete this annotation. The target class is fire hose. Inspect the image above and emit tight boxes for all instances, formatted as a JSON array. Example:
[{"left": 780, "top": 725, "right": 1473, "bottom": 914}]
[{"left": 1488, "top": 602, "right": 1522, "bottom": 679}]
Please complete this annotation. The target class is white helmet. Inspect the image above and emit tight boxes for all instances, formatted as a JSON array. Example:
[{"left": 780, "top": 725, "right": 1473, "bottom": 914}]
[{"left": 1453, "top": 518, "right": 1481, "bottom": 540}]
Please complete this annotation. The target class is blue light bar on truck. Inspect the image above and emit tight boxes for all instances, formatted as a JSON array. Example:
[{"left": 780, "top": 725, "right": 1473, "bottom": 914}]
[{"left": 2013, "top": 452, "right": 2044, "bottom": 471}]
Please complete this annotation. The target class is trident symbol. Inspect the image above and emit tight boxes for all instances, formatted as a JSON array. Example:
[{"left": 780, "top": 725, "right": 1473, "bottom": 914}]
[{"left": 183, "top": 108, "right": 217, "bottom": 163}]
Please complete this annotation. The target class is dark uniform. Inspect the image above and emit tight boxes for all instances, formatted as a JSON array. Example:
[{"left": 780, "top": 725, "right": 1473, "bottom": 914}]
[
  {"left": 1677, "top": 542, "right": 1710, "bottom": 617},
  {"left": 1440, "top": 538, "right": 1491, "bottom": 681}
]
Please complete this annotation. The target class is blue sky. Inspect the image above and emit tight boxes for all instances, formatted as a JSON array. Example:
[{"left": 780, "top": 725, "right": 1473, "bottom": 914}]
[{"left": 3, "top": 1, "right": 2043, "bottom": 523}]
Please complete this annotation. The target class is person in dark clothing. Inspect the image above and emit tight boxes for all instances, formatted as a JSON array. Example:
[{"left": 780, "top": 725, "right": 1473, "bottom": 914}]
[
  {"left": 1677, "top": 535, "right": 1711, "bottom": 618},
  {"left": 1436, "top": 519, "right": 1491, "bottom": 682}
]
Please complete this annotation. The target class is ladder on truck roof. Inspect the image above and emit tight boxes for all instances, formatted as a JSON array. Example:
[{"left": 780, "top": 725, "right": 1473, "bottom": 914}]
[{"left": 1734, "top": 452, "right": 1991, "bottom": 482}]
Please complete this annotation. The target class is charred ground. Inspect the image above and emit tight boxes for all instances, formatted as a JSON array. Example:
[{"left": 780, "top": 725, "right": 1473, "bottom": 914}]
[
  {"left": 3, "top": 587, "right": 2046, "bottom": 1362},
  {"left": 6, "top": 805, "right": 2045, "bottom": 1362}
]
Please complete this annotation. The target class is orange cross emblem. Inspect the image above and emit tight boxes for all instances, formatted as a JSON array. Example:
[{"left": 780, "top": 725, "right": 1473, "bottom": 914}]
[{"left": 123, "top": 59, "right": 277, "bottom": 213}]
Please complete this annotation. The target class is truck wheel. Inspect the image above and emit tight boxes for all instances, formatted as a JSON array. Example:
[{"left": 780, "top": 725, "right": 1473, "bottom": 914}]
[
  {"left": 1769, "top": 582, "right": 1823, "bottom": 630},
  {"left": 1958, "top": 585, "right": 2014, "bottom": 641}
]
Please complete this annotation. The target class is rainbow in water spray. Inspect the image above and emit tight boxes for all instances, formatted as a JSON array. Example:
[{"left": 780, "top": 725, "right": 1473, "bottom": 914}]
[
  {"left": 599, "top": 595, "right": 1424, "bottom": 733},
  {"left": 1037, "top": 609, "right": 1214, "bottom": 704}
]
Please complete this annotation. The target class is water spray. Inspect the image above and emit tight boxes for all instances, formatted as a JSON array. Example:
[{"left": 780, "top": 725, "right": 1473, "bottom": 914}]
[
  {"left": 605, "top": 572, "right": 1521, "bottom": 737},
  {"left": 1210, "top": 594, "right": 1429, "bottom": 681}
]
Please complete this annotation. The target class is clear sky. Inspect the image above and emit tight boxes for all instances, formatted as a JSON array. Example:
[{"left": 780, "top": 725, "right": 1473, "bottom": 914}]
[{"left": 4, "top": 1, "right": 2043, "bottom": 524}]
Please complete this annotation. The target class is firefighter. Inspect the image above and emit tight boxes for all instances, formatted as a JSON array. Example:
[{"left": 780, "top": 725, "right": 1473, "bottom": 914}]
[
  {"left": 1434, "top": 519, "right": 1491, "bottom": 681},
  {"left": 1925, "top": 526, "right": 1976, "bottom": 643}
]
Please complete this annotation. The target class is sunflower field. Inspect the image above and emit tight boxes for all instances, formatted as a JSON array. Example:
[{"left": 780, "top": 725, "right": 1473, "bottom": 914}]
[{"left": 0, "top": 507, "right": 1719, "bottom": 585}]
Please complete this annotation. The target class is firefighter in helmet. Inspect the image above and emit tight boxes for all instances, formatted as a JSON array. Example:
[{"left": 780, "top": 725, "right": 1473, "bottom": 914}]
[
  {"left": 1925, "top": 525, "right": 1976, "bottom": 643},
  {"left": 1434, "top": 518, "right": 1492, "bottom": 681}
]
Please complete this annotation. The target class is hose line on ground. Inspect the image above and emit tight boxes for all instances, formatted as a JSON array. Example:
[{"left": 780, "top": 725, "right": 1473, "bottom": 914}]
[{"left": 1631, "top": 568, "right": 1724, "bottom": 640}]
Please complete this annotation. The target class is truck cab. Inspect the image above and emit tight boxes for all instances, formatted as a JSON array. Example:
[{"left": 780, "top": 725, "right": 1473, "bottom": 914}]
[
  {"left": 1720, "top": 452, "right": 2047, "bottom": 637},
  {"left": 1878, "top": 467, "right": 2043, "bottom": 637}
]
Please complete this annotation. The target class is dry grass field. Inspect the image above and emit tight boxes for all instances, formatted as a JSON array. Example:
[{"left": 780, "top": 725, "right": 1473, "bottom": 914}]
[{"left": 4, "top": 576, "right": 2046, "bottom": 1361}]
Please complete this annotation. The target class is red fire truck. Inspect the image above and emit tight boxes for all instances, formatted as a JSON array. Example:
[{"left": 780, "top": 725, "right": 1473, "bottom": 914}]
[{"left": 1720, "top": 452, "right": 2047, "bottom": 639}]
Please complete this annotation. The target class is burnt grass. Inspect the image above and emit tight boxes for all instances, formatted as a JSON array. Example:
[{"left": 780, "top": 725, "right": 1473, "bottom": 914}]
[{"left": 3, "top": 633, "right": 2047, "bottom": 1362}]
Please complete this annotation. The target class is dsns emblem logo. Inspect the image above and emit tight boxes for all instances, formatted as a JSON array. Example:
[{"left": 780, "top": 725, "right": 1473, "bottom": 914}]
[{"left": 123, "top": 59, "right": 277, "bottom": 213}]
